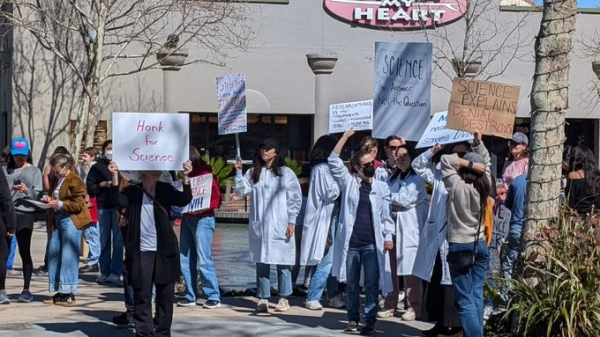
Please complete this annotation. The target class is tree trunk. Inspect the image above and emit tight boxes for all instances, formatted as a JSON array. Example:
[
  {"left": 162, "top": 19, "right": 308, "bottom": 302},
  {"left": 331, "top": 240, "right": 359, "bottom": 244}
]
[
  {"left": 522, "top": 0, "right": 577, "bottom": 261},
  {"left": 71, "top": 92, "right": 91, "bottom": 160}
]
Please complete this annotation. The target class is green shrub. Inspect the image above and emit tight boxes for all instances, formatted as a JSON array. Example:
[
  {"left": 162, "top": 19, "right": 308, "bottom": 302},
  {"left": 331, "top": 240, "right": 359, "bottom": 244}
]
[
  {"left": 507, "top": 207, "right": 600, "bottom": 337},
  {"left": 285, "top": 158, "right": 303, "bottom": 177}
]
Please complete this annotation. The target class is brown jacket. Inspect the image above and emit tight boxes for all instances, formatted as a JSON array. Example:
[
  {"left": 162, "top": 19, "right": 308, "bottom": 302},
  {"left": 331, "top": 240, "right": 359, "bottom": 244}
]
[{"left": 48, "top": 171, "right": 92, "bottom": 233}]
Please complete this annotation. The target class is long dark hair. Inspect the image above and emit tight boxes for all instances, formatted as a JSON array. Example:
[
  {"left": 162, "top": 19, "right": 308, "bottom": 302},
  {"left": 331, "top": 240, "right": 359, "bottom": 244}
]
[
  {"left": 389, "top": 143, "right": 417, "bottom": 181},
  {"left": 309, "top": 135, "right": 337, "bottom": 167},
  {"left": 189, "top": 146, "right": 207, "bottom": 169},
  {"left": 458, "top": 166, "right": 491, "bottom": 213},
  {"left": 383, "top": 135, "right": 403, "bottom": 160},
  {"left": 569, "top": 145, "right": 600, "bottom": 195},
  {"left": 6, "top": 153, "right": 34, "bottom": 174},
  {"left": 250, "top": 149, "right": 285, "bottom": 184}
]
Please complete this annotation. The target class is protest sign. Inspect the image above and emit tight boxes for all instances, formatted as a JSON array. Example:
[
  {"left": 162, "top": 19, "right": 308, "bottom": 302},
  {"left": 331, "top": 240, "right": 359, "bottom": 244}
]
[
  {"left": 172, "top": 174, "right": 213, "bottom": 213},
  {"left": 217, "top": 73, "right": 247, "bottom": 135},
  {"left": 415, "top": 111, "right": 474, "bottom": 149},
  {"left": 446, "top": 78, "right": 520, "bottom": 139},
  {"left": 112, "top": 112, "right": 189, "bottom": 171},
  {"left": 329, "top": 99, "right": 373, "bottom": 134},
  {"left": 373, "top": 42, "right": 432, "bottom": 141}
]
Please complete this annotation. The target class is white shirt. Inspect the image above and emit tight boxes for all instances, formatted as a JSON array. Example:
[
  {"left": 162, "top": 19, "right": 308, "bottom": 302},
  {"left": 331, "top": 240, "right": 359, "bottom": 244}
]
[{"left": 140, "top": 193, "right": 157, "bottom": 252}]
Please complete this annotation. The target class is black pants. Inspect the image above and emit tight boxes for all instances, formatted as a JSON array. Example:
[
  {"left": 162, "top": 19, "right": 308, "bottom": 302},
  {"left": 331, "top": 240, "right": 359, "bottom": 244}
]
[
  {"left": 120, "top": 226, "right": 134, "bottom": 313},
  {"left": 0, "top": 233, "right": 8, "bottom": 290},
  {"left": 16, "top": 213, "right": 34, "bottom": 289},
  {"left": 134, "top": 251, "right": 175, "bottom": 337}
]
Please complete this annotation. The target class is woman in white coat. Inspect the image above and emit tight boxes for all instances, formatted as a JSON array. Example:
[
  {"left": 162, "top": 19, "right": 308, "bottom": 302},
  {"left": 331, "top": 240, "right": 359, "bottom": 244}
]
[
  {"left": 300, "top": 135, "right": 341, "bottom": 310},
  {"left": 329, "top": 129, "right": 394, "bottom": 336},
  {"left": 412, "top": 141, "right": 469, "bottom": 336},
  {"left": 387, "top": 143, "right": 429, "bottom": 322},
  {"left": 234, "top": 138, "right": 302, "bottom": 314}
]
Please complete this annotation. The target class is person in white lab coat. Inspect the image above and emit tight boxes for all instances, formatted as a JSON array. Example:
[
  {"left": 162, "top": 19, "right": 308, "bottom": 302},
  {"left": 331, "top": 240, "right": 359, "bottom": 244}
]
[
  {"left": 234, "top": 138, "right": 302, "bottom": 314},
  {"left": 300, "top": 135, "right": 341, "bottom": 310},
  {"left": 387, "top": 143, "right": 429, "bottom": 322},
  {"left": 328, "top": 129, "right": 394, "bottom": 336},
  {"left": 375, "top": 135, "right": 406, "bottom": 319},
  {"left": 412, "top": 141, "right": 469, "bottom": 336}
]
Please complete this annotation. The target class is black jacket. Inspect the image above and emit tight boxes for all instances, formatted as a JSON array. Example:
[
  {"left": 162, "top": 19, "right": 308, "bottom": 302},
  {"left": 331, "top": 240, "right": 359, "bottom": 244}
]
[
  {"left": 110, "top": 181, "right": 192, "bottom": 287},
  {"left": 0, "top": 168, "right": 16, "bottom": 235},
  {"left": 86, "top": 158, "right": 116, "bottom": 209}
]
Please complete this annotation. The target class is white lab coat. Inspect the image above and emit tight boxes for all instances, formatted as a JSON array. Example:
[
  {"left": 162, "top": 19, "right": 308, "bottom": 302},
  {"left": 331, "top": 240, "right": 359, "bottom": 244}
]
[
  {"left": 300, "top": 162, "right": 340, "bottom": 266},
  {"left": 328, "top": 153, "right": 395, "bottom": 288},
  {"left": 411, "top": 150, "right": 452, "bottom": 285},
  {"left": 388, "top": 171, "right": 429, "bottom": 276},
  {"left": 234, "top": 166, "right": 302, "bottom": 265}
]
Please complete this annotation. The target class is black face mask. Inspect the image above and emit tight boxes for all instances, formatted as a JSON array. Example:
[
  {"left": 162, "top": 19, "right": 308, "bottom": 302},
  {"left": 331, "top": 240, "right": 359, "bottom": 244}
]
[
  {"left": 455, "top": 151, "right": 467, "bottom": 158},
  {"left": 362, "top": 165, "right": 376, "bottom": 178}
]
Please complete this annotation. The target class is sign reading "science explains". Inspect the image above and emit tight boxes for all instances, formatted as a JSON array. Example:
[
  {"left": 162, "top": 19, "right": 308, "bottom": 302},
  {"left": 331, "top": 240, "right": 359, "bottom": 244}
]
[{"left": 324, "top": 0, "right": 467, "bottom": 30}]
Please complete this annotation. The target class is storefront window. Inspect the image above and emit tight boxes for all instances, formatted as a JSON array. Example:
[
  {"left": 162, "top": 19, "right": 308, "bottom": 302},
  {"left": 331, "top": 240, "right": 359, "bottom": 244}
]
[{"left": 188, "top": 112, "right": 312, "bottom": 162}]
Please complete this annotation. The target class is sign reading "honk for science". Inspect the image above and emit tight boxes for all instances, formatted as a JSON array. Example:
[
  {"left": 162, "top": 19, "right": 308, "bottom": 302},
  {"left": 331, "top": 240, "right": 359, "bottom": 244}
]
[{"left": 324, "top": 0, "right": 468, "bottom": 30}]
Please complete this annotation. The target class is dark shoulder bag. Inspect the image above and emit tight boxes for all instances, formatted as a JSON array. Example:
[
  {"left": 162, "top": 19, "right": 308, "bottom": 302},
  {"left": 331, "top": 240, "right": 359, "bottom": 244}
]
[{"left": 446, "top": 214, "right": 483, "bottom": 272}]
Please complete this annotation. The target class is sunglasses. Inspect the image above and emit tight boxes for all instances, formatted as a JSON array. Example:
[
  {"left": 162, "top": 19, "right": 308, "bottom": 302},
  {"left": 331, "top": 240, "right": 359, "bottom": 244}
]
[{"left": 386, "top": 145, "right": 400, "bottom": 151}]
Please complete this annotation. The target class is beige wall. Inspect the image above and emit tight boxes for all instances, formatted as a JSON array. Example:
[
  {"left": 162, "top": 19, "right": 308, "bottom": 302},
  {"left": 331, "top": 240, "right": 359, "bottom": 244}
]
[{"left": 11, "top": 0, "right": 600, "bottom": 165}]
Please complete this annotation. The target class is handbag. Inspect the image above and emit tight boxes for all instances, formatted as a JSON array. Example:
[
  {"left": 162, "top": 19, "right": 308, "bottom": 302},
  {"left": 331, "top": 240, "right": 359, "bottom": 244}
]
[{"left": 447, "top": 213, "right": 483, "bottom": 272}]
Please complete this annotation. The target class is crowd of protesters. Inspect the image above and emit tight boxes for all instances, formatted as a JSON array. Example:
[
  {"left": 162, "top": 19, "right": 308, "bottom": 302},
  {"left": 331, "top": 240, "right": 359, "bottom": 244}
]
[{"left": 0, "top": 128, "right": 597, "bottom": 337}]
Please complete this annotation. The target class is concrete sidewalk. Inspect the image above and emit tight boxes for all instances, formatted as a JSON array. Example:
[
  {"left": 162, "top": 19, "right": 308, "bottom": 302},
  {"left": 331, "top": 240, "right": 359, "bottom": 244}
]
[{"left": 0, "top": 224, "right": 432, "bottom": 336}]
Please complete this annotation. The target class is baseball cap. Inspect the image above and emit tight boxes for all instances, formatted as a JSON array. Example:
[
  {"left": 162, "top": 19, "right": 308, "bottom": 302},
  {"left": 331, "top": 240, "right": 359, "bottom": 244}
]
[
  {"left": 260, "top": 138, "right": 280, "bottom": 152},
  {"left": 464, "top": 152, "right": 485, "bottom": 165},
  {"left": 512, "top": 132, "right": 528, "bottom": 145},
  {"left": 11, "top": 138, "right": 29, "bottom": 156}
]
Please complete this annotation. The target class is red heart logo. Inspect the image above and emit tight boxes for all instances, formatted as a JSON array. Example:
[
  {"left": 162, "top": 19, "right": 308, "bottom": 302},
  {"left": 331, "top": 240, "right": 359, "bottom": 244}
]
[{"left": 14, "top": 141, "right": 26, "bottom": 149}]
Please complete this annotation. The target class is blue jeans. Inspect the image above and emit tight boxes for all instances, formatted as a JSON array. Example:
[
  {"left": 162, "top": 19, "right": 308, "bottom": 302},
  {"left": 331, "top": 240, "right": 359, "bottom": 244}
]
[
  {"left": 179, "top": 216, "right": 221, "bottom": 302},
  {"left": 256, "top": 263, "right": 292, "bottom": 299},
  {"left": 7, "top": 235, "right": 16, "bottom": 269},
  {"left": 48, "top": 212, "right": 81, "bottom": 294},
  {"left": 499, "top": 229, "right": 521, "bottom": 304},
  {"left": 82, "top": 222, "right": 100, "bottom": 266},
  {"left": 307, "top": 215, "right": 338, "bottom": 302},
  {"left": 347, "top": 243, "right": 379, "bottom": 324},
  {"left": 449, "top": 240, "right": 489, "bottom": 337},
  {"left": 98, "top": 209, "right": 123, "bottom": 277}
]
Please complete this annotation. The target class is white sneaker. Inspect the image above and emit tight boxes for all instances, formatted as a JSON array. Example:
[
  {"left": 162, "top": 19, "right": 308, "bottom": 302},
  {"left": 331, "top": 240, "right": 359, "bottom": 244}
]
[
  {"left": 256, "top": 299, "right": 269, "bottom": 313},
  {"left": 275, "top": 298, "right": 290, "bottom": 312},
  {"left": 401, "top": 307, "right": 416, "bottom": 321},
  {"left": 328, "top": 294, "right": 346, "bottom": 308},
  {"left": 377, "top": 309, "right": 395, "bottom": 318},
  {"left": 305, "top": 300, "right": 323, "bottom": 310},
  {"left": 483, "top": 305, "right": 493, "bottom": 321}
]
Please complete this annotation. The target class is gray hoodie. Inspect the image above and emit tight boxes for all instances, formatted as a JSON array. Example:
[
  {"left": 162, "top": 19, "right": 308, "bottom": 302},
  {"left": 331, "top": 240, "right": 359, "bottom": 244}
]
[
  {"left": 440, "top": 144, "right": 491, "bottom": 244},
  {"left": 3, "top": 164, "right": 44, "bottom": 213}
]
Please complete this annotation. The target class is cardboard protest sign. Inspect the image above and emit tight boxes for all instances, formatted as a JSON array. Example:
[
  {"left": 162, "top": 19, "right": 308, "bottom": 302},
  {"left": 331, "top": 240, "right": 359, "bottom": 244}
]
[
  {"left": 172, "top": 174, "right": 213, "bottom": 213},
  {"left": 329, "top": 100, "right": 373, "bottom": 133},
  {"left": 217, "top": 73, "right": 247, "bottom": 135},
  {"left": 112, "top": 112, "right": 189, "bottom": 171},
  {"left": 416, "top": 111, "right": 474, "bottom": 149},
  {"left": 447, "top": 78, "right": 520, "bottom": 139},
  {"left": 373, "top": 42, "right": 432, "bottom": 141}
]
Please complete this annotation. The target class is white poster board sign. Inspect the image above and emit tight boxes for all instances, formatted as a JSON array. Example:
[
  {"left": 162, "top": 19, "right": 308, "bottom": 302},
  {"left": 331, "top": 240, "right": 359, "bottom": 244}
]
[
  {"left": 112, "top": 112, "right": 189, "bottom": 171},
  {"left": 217, "top": 73, "right": 247, "bottom": 135},
  {"left": 416, "top": 111, "right": 474, "bottom": 149},
  {"left": 172, "top": 174, "right": 213, "bottom": 213},
  {"left": 329, "top": 100, "right": 373, "bottom": 134},
  {"left": 373, "top": 42, "right": 432, "bottom": 141}
]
